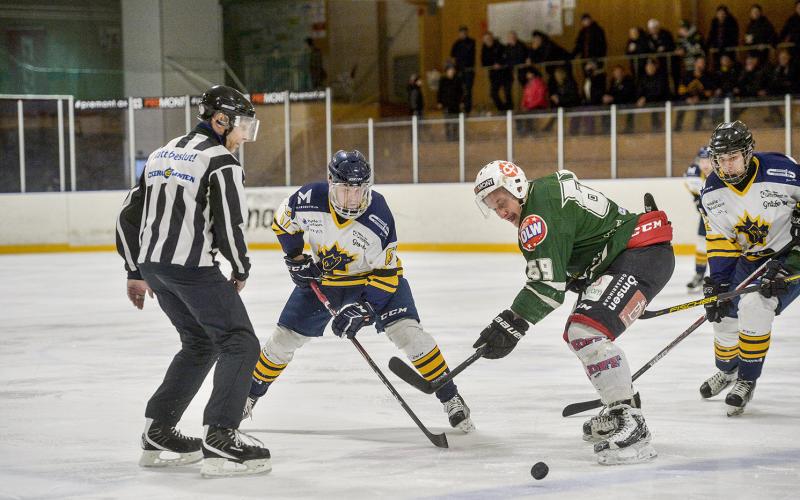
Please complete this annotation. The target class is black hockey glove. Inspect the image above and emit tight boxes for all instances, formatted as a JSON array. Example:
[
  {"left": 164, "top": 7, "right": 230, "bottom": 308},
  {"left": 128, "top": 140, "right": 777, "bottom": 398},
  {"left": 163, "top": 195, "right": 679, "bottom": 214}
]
[
  {"left": 472, "top": 309, "right": 529, "bottom": 359},
  {"left": 284, "top": 254, "right": 322, "bottom": 288},
  {"left": 791, "top": 202, "right": 800, "bottom": 240},
  {"left": 692, "top": 194, "right": 703, "bottom": 213},
  {"left": 703, "top": 277, "right": 730, "bottom": 323},
  {"left": 332, "top": 301, "right": 376, "bottom": 338},
  {"left": 760, "top": 260, "right": 790, "bottom": 299}
]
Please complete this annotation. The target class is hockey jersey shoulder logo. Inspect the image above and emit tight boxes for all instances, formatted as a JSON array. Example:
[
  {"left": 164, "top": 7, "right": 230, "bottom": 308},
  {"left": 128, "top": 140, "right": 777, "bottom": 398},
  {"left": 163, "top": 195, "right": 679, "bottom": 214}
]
[
  {"left": 733, "top": 212, "right": 771, "bottom": 246},
  {"left": 519, "top": 214, "right": 548, "bottom": 251},
  {"left": 317, "top": 242, "right": 356, "bottom": 273}
]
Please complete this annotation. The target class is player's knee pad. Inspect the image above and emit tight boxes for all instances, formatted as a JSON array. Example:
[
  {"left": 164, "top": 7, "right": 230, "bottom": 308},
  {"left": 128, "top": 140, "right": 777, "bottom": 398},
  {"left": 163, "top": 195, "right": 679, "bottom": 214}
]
[
  {"left": 261, "top": 325, "right": 311, "bottom": 365},
  {"left": 385, "top": 318, "right": 436, "bottom": 360},
  {"left": 737, "top": 292, "right": 778, "bottom": 336},
  {"left": 712, "top": 316, "right": 739, "bottom": 347},
  {"left": 566, "top": 322, "right": 633, "bottom": 404}
]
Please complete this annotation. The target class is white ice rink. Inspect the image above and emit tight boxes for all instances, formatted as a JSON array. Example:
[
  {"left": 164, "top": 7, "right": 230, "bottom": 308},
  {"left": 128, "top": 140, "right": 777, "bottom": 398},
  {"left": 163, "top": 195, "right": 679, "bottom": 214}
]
[{"left": 1, "top": 251, "right": 799, "bottom": 499}]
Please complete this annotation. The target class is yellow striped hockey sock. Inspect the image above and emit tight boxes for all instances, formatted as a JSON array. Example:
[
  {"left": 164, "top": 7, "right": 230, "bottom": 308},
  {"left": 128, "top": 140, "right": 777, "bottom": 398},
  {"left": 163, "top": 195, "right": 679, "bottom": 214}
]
[
  {"left": 251, "top": 352, "right": 288, "bottom": 396},
  {"left": 714, "top": 340, "right": 739, "bottom": 372},
  {"left": 737, "top": 331, "right": 770, "bottom": 380},
  {"left": 412, "top": 345, "right": 449, "bottom": 383}
]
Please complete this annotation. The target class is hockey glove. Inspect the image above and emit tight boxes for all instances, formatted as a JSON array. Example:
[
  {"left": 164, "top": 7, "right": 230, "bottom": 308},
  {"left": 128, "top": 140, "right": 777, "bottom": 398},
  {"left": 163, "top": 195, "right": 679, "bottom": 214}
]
[
  {"left": 472, "top": 309, "right": 529, "bottom": 359},
  {"left": 332, "top": 301, "right": 376, "bottom": 338},
  {"left": 284, "top": 254, "right": 322, "bottom": 288},
  {"left": 703, "top": 277, "right": 730, "bottom": 323},
  {"left": 760, "top": 260, "right": 790, "bottom": 299},
  {"left": 791, "top": 202, "right": 800, "bottom": 240}
]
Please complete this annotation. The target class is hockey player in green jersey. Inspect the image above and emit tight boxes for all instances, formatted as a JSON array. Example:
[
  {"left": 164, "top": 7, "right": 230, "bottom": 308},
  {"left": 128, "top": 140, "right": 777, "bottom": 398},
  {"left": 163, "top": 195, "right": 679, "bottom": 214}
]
[{"left": 471, "top": 161, "right": 675, "bottom": 465}]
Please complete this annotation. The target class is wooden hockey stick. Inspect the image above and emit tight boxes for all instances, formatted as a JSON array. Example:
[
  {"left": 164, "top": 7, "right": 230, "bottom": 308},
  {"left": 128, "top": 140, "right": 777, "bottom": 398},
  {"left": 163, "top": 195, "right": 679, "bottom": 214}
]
[
  {"left": 309, "top": 281, "right": 449, "bottom": 449},
  {"left": 562, "top": 239, "right": 798, "bottom": 418},
  {"left": 388, "top": 346, "right": 487, "bottom": 395},
  {"left": 640, "top": 272, "right": 800, "bottom": 319}
]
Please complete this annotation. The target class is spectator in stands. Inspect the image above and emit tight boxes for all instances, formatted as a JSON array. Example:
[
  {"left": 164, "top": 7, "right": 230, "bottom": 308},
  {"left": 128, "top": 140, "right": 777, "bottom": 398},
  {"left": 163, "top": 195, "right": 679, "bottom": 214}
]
[
  {"left": 646, "top": 19, "right": 677, "bottom": 91},
  {"left": 675, "top": 56, "right": 718, "bottom": 131},
  {"left": 408, "top": 74, "right": 424, "bottom": 118},
  {"left": 450, "top": 26, "right": 476, "bottom": 114},
  {"left": 708, "top": 5, "right": 740, "bottom": 68},
  {"left": 544, "top": 66, "right": 580, "bottom": 133},
  {"left": 734, "top": 53, "right": 768, "bottom": 99},
  {"left": 744, "top": 4, "right": 777, "bottom": 64},
  {"left": 505, "top": 31, "right": 530, "bottom": 104},
  {"left": 573, "top": 13, "right": 607, "bottom": 71},
  {"left": 581, "top": 59, "right": 606, "bottom": 134},
  {"left": 603, "top": 65, "right": 637, "bottom": 132},
  {"left": 305, "top": 38, "right": 326, "bottom": 90},
  {"left": 437, "top": 64, "right": 463, "bottom": 141},
  {"left": 779, "top": 1, "right": 800, "bottom": 59},
  {"left": 518, "top": 68, "right": 549, "bottom": 135},
  {"left": 626, "top": 27, "right": 650, "bottom": 81},
  {"left": 766, "top": 48, "right": 799, "bottom": 123},
  {"left": 482, "top": 31, "right": 512, "bottom": 112},
  {"left": 636, "top": 58, "right": 671, "bottom": 131},
  {"left": 714, "top": 53, "right": 741, "bottom": 97},
  {"left": 676, "top": 20, "right": 706, "bottom": 78},
  {"left": 530, "top": 30, "right": 572, "bottom": 79}
]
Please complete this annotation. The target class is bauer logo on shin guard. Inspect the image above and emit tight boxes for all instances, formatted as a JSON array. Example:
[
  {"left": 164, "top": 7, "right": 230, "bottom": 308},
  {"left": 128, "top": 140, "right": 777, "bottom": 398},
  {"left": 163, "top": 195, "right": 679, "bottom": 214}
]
[{"left": 519, "top": 214, "right": 548, "bottom": 251}]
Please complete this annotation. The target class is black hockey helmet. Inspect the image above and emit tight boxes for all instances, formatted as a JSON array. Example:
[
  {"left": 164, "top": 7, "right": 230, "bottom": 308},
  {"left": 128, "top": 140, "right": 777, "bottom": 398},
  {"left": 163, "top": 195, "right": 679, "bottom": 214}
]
[
  {"left": 327, "top": 150, "right": 372, "bottom": 219},
  {"left": 708, "top": 120, "right": 755, "bottom": 184},
  {"left": 199, "top": 85, "right": 255, "bottom": 120}
]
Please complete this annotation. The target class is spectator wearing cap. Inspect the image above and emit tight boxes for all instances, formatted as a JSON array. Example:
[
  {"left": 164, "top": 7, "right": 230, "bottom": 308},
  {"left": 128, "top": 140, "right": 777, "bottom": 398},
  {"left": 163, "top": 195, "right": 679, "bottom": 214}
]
[
  {"left": 708, "top": 5, "right": 739, "bottom": 68},
  {"left": 573, "top": 13, "right": 607, "bottom": 73},
  {"left": 437, "top": 64, "right": 463, "bottom": 141},
  {"left": 779, "top": 1, "right": 800, "bottom": 59},
  {"left": 744, "top": 4, "right": 777, "bottom": 64},
  {"left": 450, "top": 26, "right": 476, "bottom": 113},
  {"left": 530, "top": 30, "right": 572, "bottom": 79}
]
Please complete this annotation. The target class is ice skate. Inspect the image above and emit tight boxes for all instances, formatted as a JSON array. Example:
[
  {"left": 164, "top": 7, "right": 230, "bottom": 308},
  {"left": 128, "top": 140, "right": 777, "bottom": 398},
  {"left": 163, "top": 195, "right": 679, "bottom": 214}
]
[
  {"left": 241, "top": 396, "right": 259, "bottom": 421},
  {"left": 686, "top": 272, "right": 705, "bottom": 291},
  {"left": 699, "top": 369, "right": 737, "bottom": 399},
  {"left": 725, "top": 379, "right": 756, "bottom": 417},
  {"left": 139, "top": 418, "right": 202, "bottom": 467},
  {"left": 594, "top": 404, "right": 656, "bottom": 465},
  {"left": 583, "top": 394, "right": 640, "bottom": 442},
  {"left": 443, "top": 394, "right": 475, "bottom": 433},
  {"left": 201, "top": 425, "right": 271, "bottom": 477}
]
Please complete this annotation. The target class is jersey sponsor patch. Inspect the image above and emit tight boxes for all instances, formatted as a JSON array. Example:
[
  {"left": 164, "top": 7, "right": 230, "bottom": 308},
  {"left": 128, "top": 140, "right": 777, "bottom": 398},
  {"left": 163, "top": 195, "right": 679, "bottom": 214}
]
[{"left": 519, "top": 214, "right": 548, "bottom": 251}]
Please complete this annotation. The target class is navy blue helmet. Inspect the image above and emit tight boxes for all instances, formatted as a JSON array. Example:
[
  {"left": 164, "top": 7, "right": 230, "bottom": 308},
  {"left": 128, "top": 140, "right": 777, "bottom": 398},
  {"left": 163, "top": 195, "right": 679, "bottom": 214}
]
[{"left": 327, "top": 150, "right": 373, "bottom": 219}]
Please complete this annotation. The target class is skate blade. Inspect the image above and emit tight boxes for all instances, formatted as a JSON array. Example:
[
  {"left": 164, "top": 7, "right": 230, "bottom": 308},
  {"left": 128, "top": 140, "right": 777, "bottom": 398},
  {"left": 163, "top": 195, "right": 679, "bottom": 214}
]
[
  {"left": 200, "top": 457, "right": 271, "bottom": 478},
  {"left": 726, "top": 404, "right": 746, "bottom": 417},
  {"left": 139, "top": 449, "right": 202, "bottom": 467},
  {"left": 455, "top": 417, "right": 476, "bottom": 434},
  {"left": 597, "top": 443, "right": 657, "bottom": 465}
]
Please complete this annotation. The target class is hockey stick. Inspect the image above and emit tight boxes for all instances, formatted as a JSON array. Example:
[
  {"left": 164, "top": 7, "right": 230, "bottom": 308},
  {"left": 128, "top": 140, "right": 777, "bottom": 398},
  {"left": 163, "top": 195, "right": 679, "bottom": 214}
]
[
  {"left": 640, "top": 272, "right": 800, "bottom": 319},
  {"left": 561, "top": 240, "right": 798, "bottom": 418},
  {"left": 388, "top": 346, "right": 487, "bottom": 395},
  {"left": 309, "top": 281, "right": 449, "bottom": 449}
]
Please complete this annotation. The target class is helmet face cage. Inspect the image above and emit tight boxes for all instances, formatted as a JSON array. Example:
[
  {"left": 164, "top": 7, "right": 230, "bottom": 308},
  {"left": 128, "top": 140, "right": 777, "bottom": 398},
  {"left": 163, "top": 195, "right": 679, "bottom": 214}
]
[
  {"left": 198, "top": 85, "right": 259, "bottom": 141},
  {"left": 708, "top": 121, "right": 754, "bottom": 185},
  {"left": 473, "top": 160, "right": 528, "bottom": 218},
  {"left": 328, "top": 150, "right": 373, "bottom": 219}
]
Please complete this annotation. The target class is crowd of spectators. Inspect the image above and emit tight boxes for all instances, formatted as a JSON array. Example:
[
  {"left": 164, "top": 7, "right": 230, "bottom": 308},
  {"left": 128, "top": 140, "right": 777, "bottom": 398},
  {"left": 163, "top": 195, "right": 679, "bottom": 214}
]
[{"left": 428, "top": 2, "right": 800, "bottom": 134}]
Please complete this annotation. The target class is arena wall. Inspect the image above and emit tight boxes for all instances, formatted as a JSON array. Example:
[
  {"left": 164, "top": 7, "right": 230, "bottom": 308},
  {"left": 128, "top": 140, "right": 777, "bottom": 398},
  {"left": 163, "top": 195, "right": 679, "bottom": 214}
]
[{"left": 0, "top": 177, "right": 698, "bottom": 255}]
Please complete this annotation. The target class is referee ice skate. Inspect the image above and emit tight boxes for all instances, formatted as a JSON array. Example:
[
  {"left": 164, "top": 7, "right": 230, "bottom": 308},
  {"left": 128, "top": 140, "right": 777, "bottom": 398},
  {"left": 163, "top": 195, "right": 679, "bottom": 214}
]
[{"left": 116, "top": 85, "right": 270, "bottom": 477}]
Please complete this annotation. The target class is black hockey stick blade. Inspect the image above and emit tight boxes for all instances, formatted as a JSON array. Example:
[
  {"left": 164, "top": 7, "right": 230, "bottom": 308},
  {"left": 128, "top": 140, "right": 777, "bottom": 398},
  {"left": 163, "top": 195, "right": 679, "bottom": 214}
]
[
  {"left": 389, "top": 346, "right": 487, "bottom": 395},
  {"left": 562, "top": 398, "right": 603, "bottom": 417},
  {"left": 643, "top": 192, "right": 658, "bottom": 212}
]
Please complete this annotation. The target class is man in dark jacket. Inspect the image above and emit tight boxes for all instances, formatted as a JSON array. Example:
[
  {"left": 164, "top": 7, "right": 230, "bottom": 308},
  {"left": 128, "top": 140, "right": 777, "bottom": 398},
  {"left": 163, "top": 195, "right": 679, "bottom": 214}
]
[
  {"left": 482, "top": 31, "right": 512, "bottom": 111},
  {"left": 745, "top": 4, "right": 777, "bottom": 64},
  {"left": 779, "top": 1, "right": 800, "bottom": 59},
  {"left": 767, "top": 49, "right": 799, "bottom": 123},
  {"left": 708, "top": 5, "right": 740, "bottom": 68},
  {"left": 675, "top": 56, "right": 718, "bottom": 131},
  {"left": 546, "top": 66, "right": 581, "bottom": 133},
  {"left": 646, "top": 19, "right": 677, "bottom": 93},
  {"left": 450, "top": 26, "right": 476, "bottom": 113},
  {"left": 636, "top": 59, "right": 671, "bottom": 131},
  {"left": 505, "top": 31, "right": 530, "bottom": 100},
  {"left": 437, "top": 65, "right": 464, "bottom": 141},
  {"left": 573, "top": 13, "right": 607, "bottom": 72},
  {"left": 603, "top": 65, "right": 637, "bottom": 132},
  {"left": 530, "top": 30, "right": 572, "bottom": 79}
]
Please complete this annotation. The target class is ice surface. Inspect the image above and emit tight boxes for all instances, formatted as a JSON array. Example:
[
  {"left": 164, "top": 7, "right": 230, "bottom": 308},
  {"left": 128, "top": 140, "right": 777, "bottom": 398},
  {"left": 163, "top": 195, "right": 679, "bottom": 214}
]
[{"left": 1, "top": 251, "right": 798, "bottom": 499}]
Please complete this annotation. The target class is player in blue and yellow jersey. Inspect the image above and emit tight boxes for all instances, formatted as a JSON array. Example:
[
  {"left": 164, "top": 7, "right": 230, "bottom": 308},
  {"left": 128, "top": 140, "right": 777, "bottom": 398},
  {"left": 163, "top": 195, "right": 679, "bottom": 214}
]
[
  {"left": 242, "top": 150, "right": 474, "bottom": 433},
  {"left": 700, "top": 121, "right": 800, "bottom": 416},
  {"left": 683, "top": 146, "right": 713, "bottom": 290}
]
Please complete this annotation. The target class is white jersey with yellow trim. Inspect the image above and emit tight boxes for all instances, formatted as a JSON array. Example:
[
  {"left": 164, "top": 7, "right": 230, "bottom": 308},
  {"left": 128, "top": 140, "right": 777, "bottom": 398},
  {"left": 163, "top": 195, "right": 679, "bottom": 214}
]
[{"left": 700, "top": 152, "right": 800, "bottom": 281}]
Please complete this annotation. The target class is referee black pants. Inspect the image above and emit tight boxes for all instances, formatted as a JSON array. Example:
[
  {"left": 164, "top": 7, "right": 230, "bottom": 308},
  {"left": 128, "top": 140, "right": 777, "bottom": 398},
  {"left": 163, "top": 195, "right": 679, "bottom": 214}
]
[{"left": 139, "top": 263, "right": 259, "bottom": 429}]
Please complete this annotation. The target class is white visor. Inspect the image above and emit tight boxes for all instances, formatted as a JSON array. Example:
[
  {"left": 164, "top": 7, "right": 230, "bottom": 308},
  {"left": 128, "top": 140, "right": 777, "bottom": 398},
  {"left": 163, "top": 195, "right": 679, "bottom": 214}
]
[{"left": 233, "top": 115, "right": 260, "bottom": 142}]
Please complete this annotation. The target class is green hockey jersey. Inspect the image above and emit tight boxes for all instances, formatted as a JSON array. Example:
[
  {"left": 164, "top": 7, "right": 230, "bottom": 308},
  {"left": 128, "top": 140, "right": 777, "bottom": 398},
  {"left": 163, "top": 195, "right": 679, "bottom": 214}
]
[{"left": 511, "top": 170, "right": 641, "bottom": 324}]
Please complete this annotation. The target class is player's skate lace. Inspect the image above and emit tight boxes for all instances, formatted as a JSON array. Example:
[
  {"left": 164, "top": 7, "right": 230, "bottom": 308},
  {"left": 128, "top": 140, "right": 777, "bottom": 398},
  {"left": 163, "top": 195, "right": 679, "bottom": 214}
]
[
  {"left": 583, "top": 405, "right": 618, "bottom": 441},
  {"left": 593, "top": 404, "right": 650, "bottom": 453},
  {"left": 242, "top": 396, "right": 258, "bottom": 421},
  {"left": 726, "top": 379, "right": 755, "bottom": 406},
  {"left": 700, "top": 369, "right": 737, "bottom": 398}
]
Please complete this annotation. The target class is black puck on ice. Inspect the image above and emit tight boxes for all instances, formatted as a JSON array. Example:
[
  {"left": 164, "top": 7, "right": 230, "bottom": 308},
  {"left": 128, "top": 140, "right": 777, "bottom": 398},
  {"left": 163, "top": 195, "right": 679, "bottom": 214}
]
[{"left": 531, "top": 461, "right": 549, "bottom": 480}]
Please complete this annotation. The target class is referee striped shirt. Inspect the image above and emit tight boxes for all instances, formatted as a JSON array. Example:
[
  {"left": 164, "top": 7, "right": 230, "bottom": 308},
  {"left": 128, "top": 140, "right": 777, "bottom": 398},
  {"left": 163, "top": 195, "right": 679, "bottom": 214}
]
[{"left": 116, "top": 123, "right": 250, "bottom": 280}]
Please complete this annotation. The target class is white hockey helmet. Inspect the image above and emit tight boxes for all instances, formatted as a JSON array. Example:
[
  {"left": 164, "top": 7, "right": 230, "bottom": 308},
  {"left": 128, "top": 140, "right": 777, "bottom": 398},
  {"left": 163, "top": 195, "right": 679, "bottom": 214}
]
[{"left": 473, "top": 160, "right": 528, "bottom": 217}]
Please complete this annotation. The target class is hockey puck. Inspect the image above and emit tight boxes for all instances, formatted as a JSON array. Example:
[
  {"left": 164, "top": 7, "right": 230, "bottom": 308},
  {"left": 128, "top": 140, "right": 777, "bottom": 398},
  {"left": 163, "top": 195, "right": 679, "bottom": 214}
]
[{"left": 531, "top": 461, "right": 549, "bottom": 480}]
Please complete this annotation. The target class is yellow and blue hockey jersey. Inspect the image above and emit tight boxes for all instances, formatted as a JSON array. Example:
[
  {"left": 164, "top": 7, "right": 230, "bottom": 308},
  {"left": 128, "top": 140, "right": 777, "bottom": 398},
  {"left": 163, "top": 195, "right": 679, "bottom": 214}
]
[
  {"left": 272, "top": 182, "right": 402, "bottom": 309},
  {"left": 701, "top": 152, "right": 800, "bottom": 282}
]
